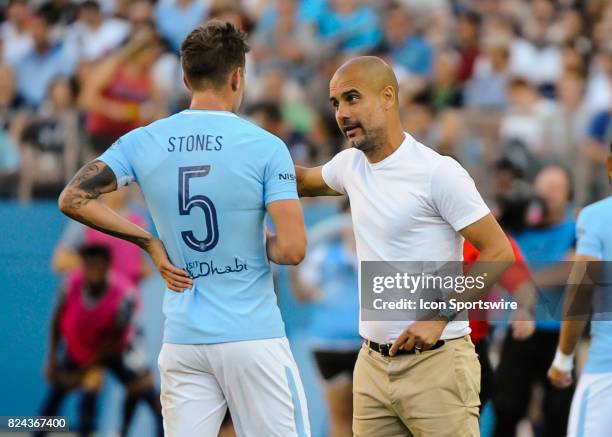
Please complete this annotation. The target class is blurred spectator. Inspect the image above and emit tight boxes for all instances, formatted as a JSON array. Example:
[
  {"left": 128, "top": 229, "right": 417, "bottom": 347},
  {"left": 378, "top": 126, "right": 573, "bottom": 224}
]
[
  {"left": 315, "top": 0, "right": 382, "bottom": 55},
  {"left": 464, "top": 34, "right": 511, "bottom": 109},
  {"left": 1, "top": 0, "right": 32, "bottom": 65},
  {"left": 80, "top": 24, "right": 165, "bottom": 153},
  {"left": 510, "top": 0, "right": 562, "bottom": 91},
  {"left": 494, "top": 164, "right": 576, "bottom": 437},
  {"left": 426, "top": 49, "right": 463, "bottom": 112},
  {"left": 431, "top": 109, "right": 483, "bottom": 172},
  {"left": 500, "top": 77, "right": 561, "bottom": 160},
  {"left": 582, "top": 102, "right": 612, "bottom": 202},
  {"left": 380, "top": 2, "right": 434, "bottom": 78},
  {"left": 245, "top": 100, "right": 310, "bottom": 165},
  {"left": 38, "top": 0, "right": 78, "bottom": 27},
  {"left": 291, "top": 204, "right": 360, "bottom": 437},
  {"left": 18, "top": 78, "right": 80, "bottom": 201},
  {"left": 37, "top": 244, "right": 163, "bottom": 437},
  {"left": 251, "top": 0, "right": 316, "bottom": 82},
  {"left": 13, "top": 10, "right": 77, "bottom": 108},
  {"left": 154, "top": 0, "right": 208, "bottom": 53},
  {"left": 455, "top": 10, "right": 481, "bottom": 83},
  {"left": 401, "top": 93, "right": 434, "bottom": 144},
  {"left": 64, "top": 0, "right": 130, "bottom": 62},
  {"left": 0, "top": 131, "right": 19, "bottom": 198}
]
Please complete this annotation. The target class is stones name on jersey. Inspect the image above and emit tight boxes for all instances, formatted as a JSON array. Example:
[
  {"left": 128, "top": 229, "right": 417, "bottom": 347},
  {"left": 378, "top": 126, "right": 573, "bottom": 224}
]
[{"left": 168, "top": 134, "right": 223, "bottom": 152}]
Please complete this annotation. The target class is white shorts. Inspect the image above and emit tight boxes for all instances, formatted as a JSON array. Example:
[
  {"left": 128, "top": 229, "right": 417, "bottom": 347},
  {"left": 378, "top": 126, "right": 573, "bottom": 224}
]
[
  {"left": 158, "top": 337, "right": 310, "bottom": 437},
  {"left": 567, "top": 372, "right": 612, "bottom": 437}
]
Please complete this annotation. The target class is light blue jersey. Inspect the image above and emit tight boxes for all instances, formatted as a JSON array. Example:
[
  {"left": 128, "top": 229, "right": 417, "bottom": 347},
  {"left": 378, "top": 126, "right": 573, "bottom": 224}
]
[
  {"left": 575, "top": 196, "right": 612, "bottom": 373},
  {"left": 98, "top": 109, "right": 298, "bottom": 344}
]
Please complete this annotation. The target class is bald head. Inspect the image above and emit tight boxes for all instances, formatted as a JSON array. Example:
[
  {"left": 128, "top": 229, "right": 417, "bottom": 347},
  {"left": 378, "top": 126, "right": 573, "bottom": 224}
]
[
  {"left": 333, "top": 56, "right": 399, "bottom": 99},
  {"left": 328, "top": 56, "right": 403, "bottom": 156}
]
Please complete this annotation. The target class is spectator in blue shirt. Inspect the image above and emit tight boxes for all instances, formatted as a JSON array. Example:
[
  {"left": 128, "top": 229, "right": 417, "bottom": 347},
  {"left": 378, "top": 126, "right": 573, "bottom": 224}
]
[
  {"left": 380, "top": 2, "right": 433, "bottom": 77},
  {"left": 316, "top": 0, "right": 382, "bottom": 55},
  {"left": 493, "top": 164, "right": 576, "bottom": 437},
  {"left": 154, "top": 0, "right": 208, "bottom": 53},
  {"left": 14, "top": 11, "right": 77, "bottom": 108}
]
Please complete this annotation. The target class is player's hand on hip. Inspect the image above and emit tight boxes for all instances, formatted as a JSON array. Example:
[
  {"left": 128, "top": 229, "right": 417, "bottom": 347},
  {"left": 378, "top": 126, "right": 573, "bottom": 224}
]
[
  {"left": 145, "top": 238, "right": 193, "bottom": 292},
  {"left": 389, "top": 320, "right": 447, "bottom": 357},
  {"left": 547, "top": 365, "right": 573, "bottom": 389}
]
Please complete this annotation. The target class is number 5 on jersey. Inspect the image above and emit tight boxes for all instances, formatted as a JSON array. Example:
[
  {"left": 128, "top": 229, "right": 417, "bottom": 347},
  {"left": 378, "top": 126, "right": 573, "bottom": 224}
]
[{"left": 178, "top": 165, "right": 219, "bottom": 252}]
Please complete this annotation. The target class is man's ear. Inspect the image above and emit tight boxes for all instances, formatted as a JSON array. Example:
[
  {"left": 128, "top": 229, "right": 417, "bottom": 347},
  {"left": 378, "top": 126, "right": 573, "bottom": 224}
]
[
  {"left": 182, "top": 74, "right": 192, "bottom": 92},
  {"left": 230, "top": 67, "right": 242, "bottom": 92},
  {"left": 381, "top": 85, "right": 396, "bottom": 110},
  {"left": 606, "top": 155, "right": 612, "bottom": 179}
]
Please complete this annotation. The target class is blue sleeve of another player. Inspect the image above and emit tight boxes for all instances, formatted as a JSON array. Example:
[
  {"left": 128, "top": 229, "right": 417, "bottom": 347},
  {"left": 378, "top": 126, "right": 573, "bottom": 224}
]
[
  {"left": 97, "top": 131, "right": 139, "bottom": 187},
  {"left": 263, "top": 141, "right": 298, "bottom": 205},
  {"left": 576, "top": 209, "right": 603, "bottom": 259}
]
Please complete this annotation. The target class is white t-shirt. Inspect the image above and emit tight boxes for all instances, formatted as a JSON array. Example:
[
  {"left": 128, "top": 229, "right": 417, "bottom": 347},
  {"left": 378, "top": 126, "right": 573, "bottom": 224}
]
[{"left": 322, "top": 133, "right": 490, "bottom": 343}]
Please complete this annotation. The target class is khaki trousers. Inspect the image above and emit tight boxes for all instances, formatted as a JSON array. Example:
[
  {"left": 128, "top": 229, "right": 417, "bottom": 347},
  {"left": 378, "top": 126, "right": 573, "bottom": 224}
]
[{"left": 353, "top": 335, "right": 480, "bottom": 437}]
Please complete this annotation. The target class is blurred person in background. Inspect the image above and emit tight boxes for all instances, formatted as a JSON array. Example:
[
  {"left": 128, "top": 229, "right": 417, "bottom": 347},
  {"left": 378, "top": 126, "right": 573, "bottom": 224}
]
[
  {"left": 464, "top": 166, "right": 540, "bottom": 412},
  {"left": 509, "top": 0, "right": 562, "bottom": 93},
  {"left": 315, "top": 0, "right": 382, "bottom": 56},
  {"left": 154, "top": 0, "right": 208, "bottom": 53},
  {"left": 38, "top": 0, "right": 78, "bottom": 28},
  {"left": 455, "top": 10, "right": 481, "bottom": 84},
  {"left": 380, "top": 1, "right": 433, "bottom": 79},
  {"left": 13, "top": 9, "right": 77, "bottom": 109},
  {"left": 36, "top": 244, "right": 163, "bottom": 437},
  {"left": 425, "top": 49, "right": 464, "bottom": 112},
  {"left": 554, "top": 67, "right": 592, "bottom": 204},
  {"left": 245, "top": 100, "right": 310, "bottom": 166},
  {"left": 1, "top": 0, "right": 32, "bottom": 66},
  {"left": 0, "top": 64, "right": 23, "bottom": 197},
  {"left": 64, "top": 0, "right": 130, "bottom": 62},
  {"left": 291, "top": 201, "right": 359, "bottom": 437},
  {"left": 493, "top": 164, "right": 576, "bottom": 437},
  {"left": 464, "top": 34, "right": 511, "bottom": 110},
  {"left": 400, "top": 91, "right": 434, "bottom": 144},
  {"left": 251, "top": 0, "right": 316, "bottom": 83},
  {"left": 583, "top": 71, "right": 612, "bottom": 202},
  {"left": 500, "top": 77, "right": 562, "bottom": 163},
  {"left": 80, "top": 22, "right": 165, "bottom": 153},
  {"left": 17, "top": 78, "right": 81, "bottom": 201}
]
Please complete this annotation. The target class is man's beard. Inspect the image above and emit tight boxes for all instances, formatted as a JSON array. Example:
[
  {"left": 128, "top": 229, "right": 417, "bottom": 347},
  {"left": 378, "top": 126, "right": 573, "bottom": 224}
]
[{"left": 350, "top": 127, "right": 385, "bottom": 155}]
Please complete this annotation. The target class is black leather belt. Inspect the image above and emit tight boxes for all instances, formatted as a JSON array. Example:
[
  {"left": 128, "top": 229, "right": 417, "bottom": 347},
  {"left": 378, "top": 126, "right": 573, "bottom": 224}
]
[{"left": 365, "top": 339, "right": 445, "bottom": 357}]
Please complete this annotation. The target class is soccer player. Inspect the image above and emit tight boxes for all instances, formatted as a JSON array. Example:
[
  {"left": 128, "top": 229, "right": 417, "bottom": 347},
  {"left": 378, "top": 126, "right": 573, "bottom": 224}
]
[
  {"left": 547, "top": 143, "right": 612, "bottom": 437},
  {"left": 58, "top": 21, "right": 310, "bottom": 437},
  {"left": 37, "top": 244, "right": 162, "bottom": 437},
  {"left": 296, "top": 56, "right": 514, "bottom": 436}
]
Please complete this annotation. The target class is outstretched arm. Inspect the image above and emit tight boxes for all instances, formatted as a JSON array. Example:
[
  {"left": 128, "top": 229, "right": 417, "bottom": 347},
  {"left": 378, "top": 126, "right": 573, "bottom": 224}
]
[
  {"left": 295, "top": 165, "right": 342, "bottom": 197},
  {"left": 58, "top": 160, "right": 192, "bottom": 292}
]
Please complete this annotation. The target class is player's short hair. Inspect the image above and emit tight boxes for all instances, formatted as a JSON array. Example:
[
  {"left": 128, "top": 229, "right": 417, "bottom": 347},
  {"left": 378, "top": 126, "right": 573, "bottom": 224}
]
[{"left": 180, "top": 20, "right": 250, "bottom": 91}]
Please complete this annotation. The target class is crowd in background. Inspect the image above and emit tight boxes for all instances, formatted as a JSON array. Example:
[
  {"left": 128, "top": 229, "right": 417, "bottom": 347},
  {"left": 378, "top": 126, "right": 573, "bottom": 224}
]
[
  {"left": 0, "top": 0, "right": 610, "bottom": 205},
  {"left": 2, "top": 0, "right": 612, "bottom": 436}
]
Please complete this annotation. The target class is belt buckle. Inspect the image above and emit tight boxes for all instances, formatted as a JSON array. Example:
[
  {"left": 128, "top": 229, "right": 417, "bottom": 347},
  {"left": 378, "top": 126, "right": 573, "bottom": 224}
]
[{"left": 379, "top": 343, "right": 390, "bottom": 356}]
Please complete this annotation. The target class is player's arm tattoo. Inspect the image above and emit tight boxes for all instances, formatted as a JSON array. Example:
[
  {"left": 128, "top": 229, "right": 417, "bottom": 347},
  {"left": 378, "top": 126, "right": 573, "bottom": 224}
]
[
  {"left": 62, "top": 160, "right": 117, "bottom": 210},
  {"left": 59, "top": 160, "right": 152, "bottom": 249}
]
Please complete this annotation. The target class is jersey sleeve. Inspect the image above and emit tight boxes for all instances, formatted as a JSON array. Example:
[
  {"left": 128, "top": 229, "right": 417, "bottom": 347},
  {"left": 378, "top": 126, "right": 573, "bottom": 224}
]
[
  {"left": 431, "top": 157, "right": 490, "bottom": 231},
  {"left": 97, "top": 130, "right": 139, "bottom": 187},
  {"left": 321, "top": 149, "right": 351, "bottom": 194},
  {"left": 576, "top": 208, "right": 603, "bottom": 259},
  {"left": 263, "top": 141, "right": 298, "bottom": 205}
]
